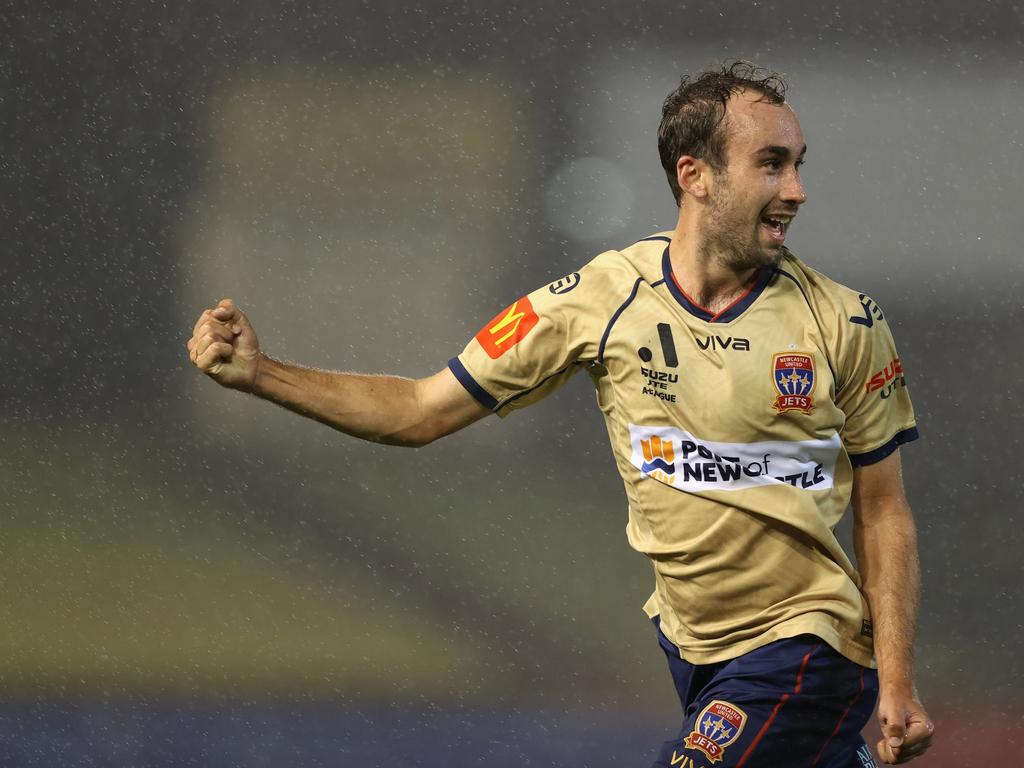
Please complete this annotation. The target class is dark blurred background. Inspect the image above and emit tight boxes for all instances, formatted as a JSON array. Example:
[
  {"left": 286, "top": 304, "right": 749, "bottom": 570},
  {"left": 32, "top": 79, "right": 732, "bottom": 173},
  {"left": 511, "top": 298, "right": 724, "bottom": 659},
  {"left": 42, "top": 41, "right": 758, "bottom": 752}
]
[{"left": 3, "top": 1, "right": 1023, "bottom": 765}]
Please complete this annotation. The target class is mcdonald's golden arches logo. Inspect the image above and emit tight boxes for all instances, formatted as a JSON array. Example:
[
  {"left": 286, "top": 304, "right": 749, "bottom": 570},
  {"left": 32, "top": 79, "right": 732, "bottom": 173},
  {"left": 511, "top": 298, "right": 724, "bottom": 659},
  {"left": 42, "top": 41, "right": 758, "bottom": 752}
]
[{"left": 475, "top": 296, "right": 540, "bottom": 359}]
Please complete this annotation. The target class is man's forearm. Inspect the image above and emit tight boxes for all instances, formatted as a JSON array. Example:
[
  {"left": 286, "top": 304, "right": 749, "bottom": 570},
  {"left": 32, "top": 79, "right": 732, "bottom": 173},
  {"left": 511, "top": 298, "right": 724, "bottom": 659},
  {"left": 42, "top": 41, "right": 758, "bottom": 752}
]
[
  {"left": 850, "top": 451, "right": 933, "bottom": 763},
  {"left": 854, "top": 496, "right": 921, "bottom": 692},
  {"left": 251, "top": 354, "right": 436, "bottom": 447}
]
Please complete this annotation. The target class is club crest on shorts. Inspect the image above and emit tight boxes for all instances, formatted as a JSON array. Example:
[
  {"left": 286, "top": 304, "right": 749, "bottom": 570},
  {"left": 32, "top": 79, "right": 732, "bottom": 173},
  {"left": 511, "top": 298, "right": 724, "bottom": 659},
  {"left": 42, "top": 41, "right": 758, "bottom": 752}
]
[
  {"left": 683, "top": 700, "right": 747, "bottom": 764},
  {"left": 772, "top": 352, "right": 815, "bottom": 414}
]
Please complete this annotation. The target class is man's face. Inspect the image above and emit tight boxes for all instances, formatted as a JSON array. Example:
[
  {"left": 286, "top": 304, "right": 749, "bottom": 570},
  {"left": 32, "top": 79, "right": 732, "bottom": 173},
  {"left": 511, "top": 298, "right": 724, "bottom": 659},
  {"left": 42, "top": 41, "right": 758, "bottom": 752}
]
[{"left": 701, "top": 90, "right": 807, "bottom": 271}]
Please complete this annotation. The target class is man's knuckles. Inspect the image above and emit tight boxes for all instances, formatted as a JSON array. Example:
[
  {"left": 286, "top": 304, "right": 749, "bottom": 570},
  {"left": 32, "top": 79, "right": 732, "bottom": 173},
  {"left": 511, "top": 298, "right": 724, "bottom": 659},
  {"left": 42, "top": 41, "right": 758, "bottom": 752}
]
[
  {"left": 198, "top": 342, "right": 232, "bottom": 369},
  {"left": 195, "top": 335, "right": 229, "bottom": 357},
  {"left": 201, "top": 319, "right": 233, "bottom": 336}
]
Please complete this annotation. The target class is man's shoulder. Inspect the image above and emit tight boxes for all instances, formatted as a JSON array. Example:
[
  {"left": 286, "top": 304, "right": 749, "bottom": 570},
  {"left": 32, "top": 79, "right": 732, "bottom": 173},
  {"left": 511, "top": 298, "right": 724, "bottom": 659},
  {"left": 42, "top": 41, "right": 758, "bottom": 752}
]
[
  {"left": 774, "top": 250, "right": 877, "bottom": 316},
  {"left": 590, "top": 232, "right": 671, "bottom": 281},
  {"left": 561, "top": 232, "right": 670, "bottom": 297}
]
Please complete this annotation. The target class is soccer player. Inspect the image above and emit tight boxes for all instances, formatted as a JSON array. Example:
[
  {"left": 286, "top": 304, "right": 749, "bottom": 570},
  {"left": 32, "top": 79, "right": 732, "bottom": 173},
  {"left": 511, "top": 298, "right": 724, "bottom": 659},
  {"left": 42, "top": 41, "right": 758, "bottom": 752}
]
[{"left": 187, "top": 62, "right": 934, "bottom": 766}]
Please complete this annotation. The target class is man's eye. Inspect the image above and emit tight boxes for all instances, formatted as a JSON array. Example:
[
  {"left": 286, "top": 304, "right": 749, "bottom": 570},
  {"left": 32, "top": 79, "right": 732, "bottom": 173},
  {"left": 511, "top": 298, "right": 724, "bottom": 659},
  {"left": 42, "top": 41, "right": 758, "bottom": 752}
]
[
  {"left": 764, "top": 160, "right": 781, "bottom": 170},
  {"left": 795, "top": 159, "right": 806, "bottom": 169}
]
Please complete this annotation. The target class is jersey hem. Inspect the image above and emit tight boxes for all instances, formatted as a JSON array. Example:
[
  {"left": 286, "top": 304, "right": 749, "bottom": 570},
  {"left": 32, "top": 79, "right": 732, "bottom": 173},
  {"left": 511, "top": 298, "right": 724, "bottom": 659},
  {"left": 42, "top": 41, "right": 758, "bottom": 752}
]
[
  {"left": 647, "top": 612, "right": 876, "bottom": 669},
  {"left": 849, "top": 425, "right": 920, "bottom": 467}
]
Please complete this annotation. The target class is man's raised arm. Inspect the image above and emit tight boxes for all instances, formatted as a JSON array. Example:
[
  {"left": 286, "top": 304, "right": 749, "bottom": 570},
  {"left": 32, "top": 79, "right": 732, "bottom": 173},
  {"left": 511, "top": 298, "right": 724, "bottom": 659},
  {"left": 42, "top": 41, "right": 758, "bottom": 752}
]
[{"left": 186, "top": 298, "right": 490, "bottom": 447}]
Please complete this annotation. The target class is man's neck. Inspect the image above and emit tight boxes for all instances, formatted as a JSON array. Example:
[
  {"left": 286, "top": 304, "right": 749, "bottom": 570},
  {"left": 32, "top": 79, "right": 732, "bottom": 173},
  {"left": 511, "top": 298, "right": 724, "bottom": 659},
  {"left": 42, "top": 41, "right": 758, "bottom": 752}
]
[{"left": 668, "top": 223, "right": 760, "bottom": 315}]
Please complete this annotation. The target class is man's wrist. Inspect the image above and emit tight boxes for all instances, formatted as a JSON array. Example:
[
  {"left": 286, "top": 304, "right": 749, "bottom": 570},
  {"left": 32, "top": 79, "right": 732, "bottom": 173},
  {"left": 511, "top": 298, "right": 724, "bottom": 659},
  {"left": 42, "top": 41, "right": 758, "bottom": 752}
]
[
  {"left": 248, "top": 352, "right": 272, "bottom": 396},
  {"left": 877, "top": 673, "right": 915, "bottom": 698}
]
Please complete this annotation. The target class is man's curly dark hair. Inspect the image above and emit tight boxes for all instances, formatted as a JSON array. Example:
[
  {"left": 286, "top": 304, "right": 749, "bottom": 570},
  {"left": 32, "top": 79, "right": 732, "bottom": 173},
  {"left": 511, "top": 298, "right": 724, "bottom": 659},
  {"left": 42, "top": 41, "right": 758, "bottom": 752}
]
[{"left": 658, "top": 61, "right": 788, "bottom": 206}]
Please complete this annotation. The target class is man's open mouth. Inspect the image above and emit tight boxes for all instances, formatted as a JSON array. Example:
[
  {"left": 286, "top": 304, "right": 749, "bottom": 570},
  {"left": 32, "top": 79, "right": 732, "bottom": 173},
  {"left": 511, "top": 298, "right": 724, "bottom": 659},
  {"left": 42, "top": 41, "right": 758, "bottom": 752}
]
[{"left": 761, "top": 214, "right": 792, "bottom": 240}]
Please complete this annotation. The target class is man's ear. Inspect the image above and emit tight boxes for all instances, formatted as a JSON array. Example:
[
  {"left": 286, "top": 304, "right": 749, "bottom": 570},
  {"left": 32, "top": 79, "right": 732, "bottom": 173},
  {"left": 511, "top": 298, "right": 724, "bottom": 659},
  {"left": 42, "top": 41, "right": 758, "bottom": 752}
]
[{"left": 677, "top": 155, "right": 710, "bottom": 200}]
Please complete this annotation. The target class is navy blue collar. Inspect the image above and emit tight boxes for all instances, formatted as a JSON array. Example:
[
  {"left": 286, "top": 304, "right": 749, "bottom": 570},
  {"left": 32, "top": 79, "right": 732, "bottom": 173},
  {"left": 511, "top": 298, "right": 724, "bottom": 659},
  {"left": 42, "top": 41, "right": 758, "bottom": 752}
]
[{"left": 661, "top": 245, "right": 773, "bottom": 323}]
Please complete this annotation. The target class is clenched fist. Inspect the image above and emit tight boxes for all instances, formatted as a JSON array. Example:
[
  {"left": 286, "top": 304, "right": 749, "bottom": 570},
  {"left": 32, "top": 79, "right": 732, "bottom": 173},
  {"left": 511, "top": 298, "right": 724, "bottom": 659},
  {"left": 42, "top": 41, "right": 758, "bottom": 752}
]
[
  {"left": 186, "top": 299, "right": 261, "bottom": 391},
  {"left": 875, "top": 688, "right": 934, "bottom": 764}
]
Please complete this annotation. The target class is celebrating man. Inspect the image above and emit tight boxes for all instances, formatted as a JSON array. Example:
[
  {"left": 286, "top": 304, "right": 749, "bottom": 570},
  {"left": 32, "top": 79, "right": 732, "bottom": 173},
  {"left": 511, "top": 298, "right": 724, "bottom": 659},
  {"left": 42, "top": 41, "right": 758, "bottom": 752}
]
[{"left": 188, "top": 62, "right": 934, "bottom": 766}]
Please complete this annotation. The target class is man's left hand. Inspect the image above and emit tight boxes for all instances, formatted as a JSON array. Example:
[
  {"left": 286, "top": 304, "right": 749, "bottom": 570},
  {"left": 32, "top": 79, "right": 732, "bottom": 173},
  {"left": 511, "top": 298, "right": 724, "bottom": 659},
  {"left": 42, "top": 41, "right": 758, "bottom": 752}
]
[{"left": 876, "top": 689, "right": 934, "bottom": 764}]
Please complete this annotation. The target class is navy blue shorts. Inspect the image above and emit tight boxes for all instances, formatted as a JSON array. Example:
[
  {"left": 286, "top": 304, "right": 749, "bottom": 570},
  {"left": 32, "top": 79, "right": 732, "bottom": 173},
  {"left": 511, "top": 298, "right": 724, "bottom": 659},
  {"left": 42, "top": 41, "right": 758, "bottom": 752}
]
[{"left": 651, "top": 619, "right": 879, "bottom": 768}]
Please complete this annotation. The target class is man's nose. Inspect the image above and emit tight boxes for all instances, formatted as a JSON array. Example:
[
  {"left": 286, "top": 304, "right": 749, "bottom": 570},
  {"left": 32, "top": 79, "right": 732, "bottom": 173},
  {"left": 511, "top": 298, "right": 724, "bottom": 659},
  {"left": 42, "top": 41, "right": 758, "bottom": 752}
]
[{"left": 782, "top": 169, "right": 807, "bottom": 205}]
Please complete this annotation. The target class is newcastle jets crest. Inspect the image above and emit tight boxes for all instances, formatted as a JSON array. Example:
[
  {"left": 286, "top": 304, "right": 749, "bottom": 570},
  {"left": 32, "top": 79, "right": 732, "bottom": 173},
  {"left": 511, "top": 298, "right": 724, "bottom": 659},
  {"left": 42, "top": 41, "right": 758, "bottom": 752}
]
[{"left": 772, "top": 352, "right": 815, "bottom": 414}]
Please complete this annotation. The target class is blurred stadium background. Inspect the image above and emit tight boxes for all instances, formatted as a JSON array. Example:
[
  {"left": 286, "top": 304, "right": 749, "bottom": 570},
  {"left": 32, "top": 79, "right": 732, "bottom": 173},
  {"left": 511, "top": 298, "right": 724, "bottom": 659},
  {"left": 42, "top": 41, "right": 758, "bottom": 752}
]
[{"left": 3, "top": 1, "right": 1023, "bottom": 765}]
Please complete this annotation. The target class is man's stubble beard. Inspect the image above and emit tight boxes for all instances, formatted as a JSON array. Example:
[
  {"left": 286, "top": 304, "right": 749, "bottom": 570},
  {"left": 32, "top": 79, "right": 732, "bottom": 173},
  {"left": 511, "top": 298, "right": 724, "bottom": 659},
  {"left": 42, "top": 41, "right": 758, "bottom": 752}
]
[{"left": 701, "top": 177, "right": 782, "bottom": 273}]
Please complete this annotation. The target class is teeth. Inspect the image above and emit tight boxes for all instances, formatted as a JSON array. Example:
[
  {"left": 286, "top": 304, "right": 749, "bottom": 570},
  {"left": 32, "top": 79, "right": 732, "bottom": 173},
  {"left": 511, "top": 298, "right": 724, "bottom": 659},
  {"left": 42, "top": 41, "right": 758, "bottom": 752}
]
[{"left": 763, "top": 215, "right": 791, "bottom": 230}]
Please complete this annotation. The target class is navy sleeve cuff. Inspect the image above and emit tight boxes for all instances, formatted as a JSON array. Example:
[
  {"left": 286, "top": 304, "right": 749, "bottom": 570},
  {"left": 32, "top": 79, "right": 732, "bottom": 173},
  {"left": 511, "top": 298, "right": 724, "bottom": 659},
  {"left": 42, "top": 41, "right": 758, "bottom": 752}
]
[
  {"left": 849, "top": 426, "right": 920, "bottom": 468},
  {"left": 447, "top": 357, "right": 499, "bottom": 411}
]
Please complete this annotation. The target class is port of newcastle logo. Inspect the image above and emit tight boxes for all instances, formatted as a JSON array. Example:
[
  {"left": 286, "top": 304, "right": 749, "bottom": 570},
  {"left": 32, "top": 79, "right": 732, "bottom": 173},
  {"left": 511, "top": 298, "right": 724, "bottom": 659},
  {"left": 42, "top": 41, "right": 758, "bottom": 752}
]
[
  {"left": 628, "top": 424, "right": 840, "bottom": 492},
  {"left": 772, "top": 352, "right": 815, "bottom": 414},
  {"left": 475, "top": 296, "right": 540, "bottom": 359},
  {"left": 640, "top": 435, "right": 676, "bottom": 485},
  {"left": 682, "top": 700, "right": 747, "bottom": 764}
]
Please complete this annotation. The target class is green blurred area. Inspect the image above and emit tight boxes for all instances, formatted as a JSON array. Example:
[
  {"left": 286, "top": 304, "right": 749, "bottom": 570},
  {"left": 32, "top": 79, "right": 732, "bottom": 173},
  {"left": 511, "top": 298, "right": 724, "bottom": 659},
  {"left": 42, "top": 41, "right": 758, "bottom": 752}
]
[{"left": 0, "top": 426, "right": 499, "bottom": 699}]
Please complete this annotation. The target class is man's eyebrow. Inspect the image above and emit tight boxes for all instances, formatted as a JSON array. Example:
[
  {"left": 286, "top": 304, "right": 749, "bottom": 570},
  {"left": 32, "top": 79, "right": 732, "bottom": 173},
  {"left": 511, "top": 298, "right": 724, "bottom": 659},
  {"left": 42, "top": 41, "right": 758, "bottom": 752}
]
[{"left": 756, "top": 144, "right": 808, "bottom": 158}]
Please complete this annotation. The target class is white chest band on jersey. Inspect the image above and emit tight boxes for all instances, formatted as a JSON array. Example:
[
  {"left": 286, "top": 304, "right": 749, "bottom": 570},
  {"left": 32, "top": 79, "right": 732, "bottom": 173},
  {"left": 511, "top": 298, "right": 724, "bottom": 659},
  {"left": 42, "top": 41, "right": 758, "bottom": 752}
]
[{"left": 627, "top": 424, "right": 842, "bottom": 493}]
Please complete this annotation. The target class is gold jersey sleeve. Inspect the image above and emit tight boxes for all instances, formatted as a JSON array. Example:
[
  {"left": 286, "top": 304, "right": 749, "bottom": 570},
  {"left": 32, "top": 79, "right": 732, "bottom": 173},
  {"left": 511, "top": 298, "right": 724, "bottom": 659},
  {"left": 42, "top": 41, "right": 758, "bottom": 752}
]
[
  {"left": 834, "top": 293, "right": 917, "bottom": 464},
  {"left": 448, "top": 250, "right": 637, "bottom": 415},
  {"left": 449, "top": 235, "right": 919, "bottom": 669}
]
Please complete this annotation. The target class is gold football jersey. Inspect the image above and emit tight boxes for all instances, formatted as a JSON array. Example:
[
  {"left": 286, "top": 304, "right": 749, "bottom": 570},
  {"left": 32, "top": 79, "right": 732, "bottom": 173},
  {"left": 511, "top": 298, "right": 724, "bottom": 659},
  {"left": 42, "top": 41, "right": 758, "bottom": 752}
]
[{"left": 449, "top": 233, "right": 917, "bottom": 667}]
